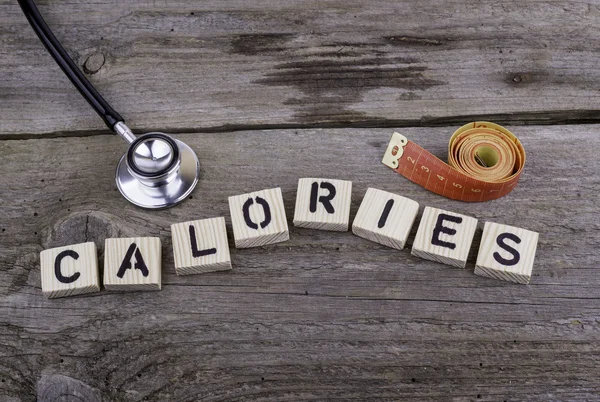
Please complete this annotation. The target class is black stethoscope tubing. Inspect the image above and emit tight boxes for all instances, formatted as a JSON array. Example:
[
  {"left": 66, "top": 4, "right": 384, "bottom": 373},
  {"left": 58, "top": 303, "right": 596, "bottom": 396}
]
[{"left": 17, "top": 0, "right": 123, "bottom": 131}]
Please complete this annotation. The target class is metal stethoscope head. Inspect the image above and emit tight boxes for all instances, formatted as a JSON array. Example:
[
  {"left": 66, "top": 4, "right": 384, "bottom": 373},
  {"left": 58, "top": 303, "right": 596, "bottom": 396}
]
[{"left": 18, "top": 0, "right": 199, "bottom": 209}]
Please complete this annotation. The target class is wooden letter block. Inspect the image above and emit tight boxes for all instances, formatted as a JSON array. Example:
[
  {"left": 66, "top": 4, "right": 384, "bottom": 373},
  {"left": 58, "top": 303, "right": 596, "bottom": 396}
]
[
  {"left": 104, "top": 237, "right": 162, "bottom": 291},
  {"left": 352, "top": 188, "right": 419, "bottom": 250},
  {"left": 474, "top": 222, "right": 539, "bottom": 284},
  {"left": 171, "top": 217, "right": 232, "bottom": 275},
  {"left": 411, "top": 207, "right": 478, "bottom": 268},
  {"left": 293, "top": 178, "right": 352, "bottom": 231},
  {"left": 228, "top": 187, "right": 289, "bottom": 248},
  {"left": 40, "top": 242, "right": 100, "bottom": 299}
]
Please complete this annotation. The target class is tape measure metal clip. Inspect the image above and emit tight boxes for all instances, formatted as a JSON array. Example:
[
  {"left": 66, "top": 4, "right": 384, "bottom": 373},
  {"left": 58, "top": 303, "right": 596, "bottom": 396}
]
[{"left": 382, "top": 132, "right": 408, "bottom": 169}]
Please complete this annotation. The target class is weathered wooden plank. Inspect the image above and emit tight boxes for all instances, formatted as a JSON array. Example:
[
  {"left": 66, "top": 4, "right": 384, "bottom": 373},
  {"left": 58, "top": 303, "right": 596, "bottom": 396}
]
[
  {"left": 3, "top": 0, "right": 600, "bottom": 136},
  {"left": 0, "top": 124, "right": 598, "bottom": 400}
]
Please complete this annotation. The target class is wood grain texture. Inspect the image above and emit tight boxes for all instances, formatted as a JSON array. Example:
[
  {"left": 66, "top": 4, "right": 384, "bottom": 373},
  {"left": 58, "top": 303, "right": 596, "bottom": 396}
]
[
  {"left": 39, "top": 242, "right": 100, "bottom": 299},
  {"left": 475, "top": 221, "right": 539, "bottom": 284},
  {"left": 228, "top": 187, "right": 289, "bottom": 248},
  {"left": 0, "top": 125, "right": 599, "bottom": 401},
  {"left": 171, "top": 217, "right": 232, "bottom": 275},
  {"left": 412, "top": 206, "right": 478, "bottom": 269},
  {"left": 103, "top": 237, "right": 162, "bottom": 291},
  {"left": 352, "top": 187, "right": 419, "bottom": 250},
  {"left": 293, "top": 178, "right": 352, "bottom": 231},
  {"left": 5, "top": 0, "right": 600, "bottom": 137}
]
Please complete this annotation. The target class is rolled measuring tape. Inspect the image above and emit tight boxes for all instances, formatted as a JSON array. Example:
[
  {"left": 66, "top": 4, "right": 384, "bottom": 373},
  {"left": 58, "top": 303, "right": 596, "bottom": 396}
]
[{"left": 382, "top": 122, "right": 526, "bottom": 202}]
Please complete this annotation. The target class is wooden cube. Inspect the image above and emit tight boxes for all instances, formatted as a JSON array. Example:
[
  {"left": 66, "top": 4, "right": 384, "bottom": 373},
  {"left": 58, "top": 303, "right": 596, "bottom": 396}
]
[
  {"left": 103, "top": 237, "right": 162, "bottom": 291},
  {"left": 352, "top": 188, "right": 419, "bottom": 250},
  {"left": 474, "top": 222, "right": 539, "bottom": 284},
  {"left": 411, "top": 207, "right": 478, "bottom": 268},
  {"left": 171, "top": 217, "right": 232, "bottom": 275},
  {"left": 228, "top": 187, "right": 289, "bottom": 248},
  {"left": 40, "top": 242, "right": 100, "bottom": 299},
  {"left": 293, "top": 178, "right": 352, "bottom": 231}
]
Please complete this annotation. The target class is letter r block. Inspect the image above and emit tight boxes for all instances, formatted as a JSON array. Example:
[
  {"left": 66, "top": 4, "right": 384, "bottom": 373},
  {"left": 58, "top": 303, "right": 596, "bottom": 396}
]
[
  {"left": 171, "top": 217, "right": 232, "bottom": 275},
  {"left": 352, "top": 188, "right": 419, "bottom": 250},
  {"left": 293, "top": 178, "right": 352, "bottom": 231},
  {"left": 40, "top": 242, "right": 100, "bottom": 299},
  {"left": 474, "top": 221, "right": 539, "bottom": 284},
  {"left": 228, "top": 187, "right": 289, "bottom": 248},
  {"left": 104, "top": 237, "right": 162, "bottom": 291},
  {"left": 411, "top": 207, "right": 478, "bottom": 268}
]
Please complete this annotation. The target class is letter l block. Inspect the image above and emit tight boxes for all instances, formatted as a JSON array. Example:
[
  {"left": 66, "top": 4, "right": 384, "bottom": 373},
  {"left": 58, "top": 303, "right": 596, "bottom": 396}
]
[{"left": 411, "top": 206, "right": 478, "bottom": 268}]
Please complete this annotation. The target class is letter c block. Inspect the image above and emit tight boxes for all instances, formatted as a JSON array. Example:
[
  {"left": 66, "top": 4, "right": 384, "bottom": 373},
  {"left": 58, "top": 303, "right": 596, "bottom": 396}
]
[
  {"left": 474, "top": 221, "right": 539, "bottom": 284},
  {"left": 411, "top": 206, "right": 478, "bottom": 268},
  {"left": 40, "top": 242, "right": 100, "bottom": 299}
]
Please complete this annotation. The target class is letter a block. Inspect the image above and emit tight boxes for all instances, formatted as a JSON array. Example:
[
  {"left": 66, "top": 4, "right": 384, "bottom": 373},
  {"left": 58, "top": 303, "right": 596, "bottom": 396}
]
[
  {"left": 104, "top": 237, "right": 162, "bottom": 291},
  {"left": 171, "top": 217, "right": 232, "bottom": 275},
  {"left": 228, "top": 187, "right": 289, "bottom": 248},
  {"left": 293, "top": 178, "right": 352, "bottom": 231},
  {"left": 475, "top": 222, "right": 539, "bottom": 284},
  {"left": 40, "top": 242, "right": 100, "bottom": 299},
  {"left": 352, "top": 188, "right": 419, "bottom": 250},
  {"left": 411, "top": 207, "right": 477, "bottom": 268}
]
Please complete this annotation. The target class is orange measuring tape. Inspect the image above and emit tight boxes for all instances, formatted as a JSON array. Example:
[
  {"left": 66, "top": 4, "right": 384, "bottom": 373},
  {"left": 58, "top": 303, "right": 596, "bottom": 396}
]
[{"left": 382, "top": 122, "right": 526, "bottom": 202}]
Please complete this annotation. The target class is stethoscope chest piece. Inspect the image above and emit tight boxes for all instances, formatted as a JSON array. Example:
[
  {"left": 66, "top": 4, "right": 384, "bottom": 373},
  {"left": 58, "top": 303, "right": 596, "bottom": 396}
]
[{"left": 115, "top": 125, "right": 199, "bottom": 209}]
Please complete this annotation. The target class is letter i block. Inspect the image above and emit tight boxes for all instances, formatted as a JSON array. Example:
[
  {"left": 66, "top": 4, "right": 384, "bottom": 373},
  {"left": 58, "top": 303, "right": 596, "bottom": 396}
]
[
  {"left": 352, "top": 188, "right": 419, "bottom": 250},
  {"left": 171, "top": 217, "right": 232, "bottom": 275},
  {"left": 411, "top": 207, "right": 478, "bottom": 268},
  {"left": 104, "top": 237, "right": 162, "bottom": 291},
  {"left": 40, "top": 242, "right": 100, "bottom": 299},
  {"left": 228, "top": 187, "right": 289, "bottom": 248},
  {"left": 293, "top": 178, "right": 352, "bottom": 231},
  {"left": 475, "top": 222, "right": 539, "bottom": 284}
]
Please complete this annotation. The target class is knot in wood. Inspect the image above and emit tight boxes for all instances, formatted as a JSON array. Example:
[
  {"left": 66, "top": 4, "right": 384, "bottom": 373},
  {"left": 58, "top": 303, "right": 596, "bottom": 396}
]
[{"left": 83, "top": 53, "right": 105, "bottom": 74}]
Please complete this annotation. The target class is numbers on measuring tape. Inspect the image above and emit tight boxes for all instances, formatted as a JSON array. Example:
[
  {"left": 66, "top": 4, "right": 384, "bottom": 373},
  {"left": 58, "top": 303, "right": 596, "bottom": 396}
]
[
  {"left": 437, "top": 175, "right": 445, "bottom": 181},
  {"left": 421, "top": 166, "right": 430, "bottom": 173},
  {"left": 407, "top": 157, "right": 416, "bottom": 164},
  {"left": 471, "top": 188, "right": 482, "bottom": 193},
  {"left": 453, "top": 183, "right": 462, "bottom": 189}
]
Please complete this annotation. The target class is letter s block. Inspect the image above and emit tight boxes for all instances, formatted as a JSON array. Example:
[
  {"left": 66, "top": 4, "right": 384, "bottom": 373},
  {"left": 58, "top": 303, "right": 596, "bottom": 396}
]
[
  {"left": 171, "top": 217, "right": 232, "bottom": 275},
  {"left": 411, "top": 207, "right": 478, "bottom": 268},
  {"left": 352, "top": 188, "right": 419, "bottom": 250},
  {"left": 228, "top": 187, "right": 289, "bottom": 248},
  {"left": 293, "top": 178, "right": 352, "bottom": 231},
  {"left": 474, "top": 222, "right": 539, "bottom": 284},
  {"left": 40, "top": 242, "right": 100, "bottom": 299},
  {"left": 104, "top": 237, "right": 162, "bottom": 291}
]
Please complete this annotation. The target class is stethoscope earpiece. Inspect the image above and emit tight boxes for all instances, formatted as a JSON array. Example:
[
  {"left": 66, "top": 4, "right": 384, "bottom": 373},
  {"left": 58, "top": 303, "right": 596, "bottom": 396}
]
[{"left": 18, "top": 0, "right": 200, "bottom": 209}]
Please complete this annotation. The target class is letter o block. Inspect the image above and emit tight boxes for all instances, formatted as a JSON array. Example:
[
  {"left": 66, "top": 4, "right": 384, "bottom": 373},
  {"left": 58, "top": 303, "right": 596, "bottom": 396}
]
[
  {"left": 411, "top": 207, "right": 478, "bottom": 268},
  {"left": 475, "top": 222, "right": 539, "bottom": 284},
  {"left": 293, "top": 178, "right": 352, "bottom": 231},
  {"left": 40, "top": 242, "right": 100, "bottom": 299},
  {"left": 228, "top": 187, "right": 289, "bottom": 248}
]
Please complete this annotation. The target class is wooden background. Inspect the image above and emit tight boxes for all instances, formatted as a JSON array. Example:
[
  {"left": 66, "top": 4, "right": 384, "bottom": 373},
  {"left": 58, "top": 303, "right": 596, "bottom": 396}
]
[{"left": 1, "top": 0, "right": 599, "bottom": 400}]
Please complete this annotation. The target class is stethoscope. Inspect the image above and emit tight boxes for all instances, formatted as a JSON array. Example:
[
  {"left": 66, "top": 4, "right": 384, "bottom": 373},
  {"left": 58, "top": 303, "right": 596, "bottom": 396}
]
[{"left": 18, "top": 0, "right": 200, "bottom": 209}]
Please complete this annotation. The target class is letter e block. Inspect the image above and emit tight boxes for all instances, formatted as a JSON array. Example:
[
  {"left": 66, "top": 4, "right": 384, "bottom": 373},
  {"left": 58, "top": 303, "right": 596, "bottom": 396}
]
[
  {"left": 171, "top": 217, "right": 232, "bottom": 275},
  {"left": 352, "top": 188, "right": 419, "bottom": 250},
  {"left": 40, "top": 242, "right": 100, "bottom": 299},
  {"left": 474, "top": 222, "right": 539, "bottom": 284},
  {"left": 293, "top": 178, "right": 352, "bottom": 231},
  {"left": 411, "top": 207, "right": 477, "bottom": 268},
  {"left": 228, "top": 187, "right": 289, "bottom": 248},
  {"left": 104, "top": 237, "right": 162, "bottom": 291}
]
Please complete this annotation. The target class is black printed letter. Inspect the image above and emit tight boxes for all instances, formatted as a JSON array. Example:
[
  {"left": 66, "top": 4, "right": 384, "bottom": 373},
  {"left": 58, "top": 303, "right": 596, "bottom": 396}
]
[
  {"left": 493, "top": 233, "right": 521, "bottom": 266},
  {"left": 116, "top": 243, "right": 149, "bottom": 278},
  {"left": 189, "top": 225, "right": 217, "bottom": 258},
  {"left": 378, "top": 199, "right": 394, "bottom": 228},
  {"left": 242, "top": 196, "right": 272, "bottom": 230},
  {"left": 54, "top": 250, "right": 81, "bottom": 284},
  {"left": 431, "top": 213, "right": 463, "bottom": 250},
  {"left": 309, "top": 181, "right": 336, "bottom": 214}
]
